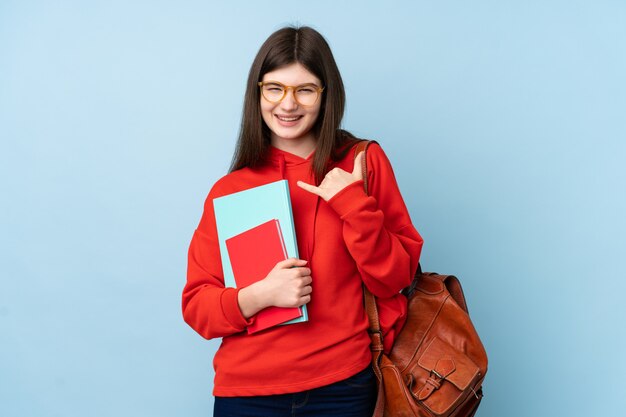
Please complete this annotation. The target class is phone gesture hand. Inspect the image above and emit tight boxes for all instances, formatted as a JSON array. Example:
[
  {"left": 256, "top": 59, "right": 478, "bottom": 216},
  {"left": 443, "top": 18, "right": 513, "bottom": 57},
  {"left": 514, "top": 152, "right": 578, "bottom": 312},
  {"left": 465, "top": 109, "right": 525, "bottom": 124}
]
[{"left": 297, "top": 151, "right": 364, "bottom": 201}]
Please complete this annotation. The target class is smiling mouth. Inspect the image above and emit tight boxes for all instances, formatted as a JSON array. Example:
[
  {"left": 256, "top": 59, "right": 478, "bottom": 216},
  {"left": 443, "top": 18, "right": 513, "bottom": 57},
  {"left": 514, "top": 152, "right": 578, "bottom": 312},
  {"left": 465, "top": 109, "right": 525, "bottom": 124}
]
[{"left": 276, "top": 115, "right": 303, "bottom": 122}]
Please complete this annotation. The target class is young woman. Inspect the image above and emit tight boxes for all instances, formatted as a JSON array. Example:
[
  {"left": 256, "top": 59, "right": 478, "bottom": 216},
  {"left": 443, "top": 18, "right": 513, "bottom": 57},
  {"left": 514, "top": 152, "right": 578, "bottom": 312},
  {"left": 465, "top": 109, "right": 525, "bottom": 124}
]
[{"left": 182, "top": 26, "right": 423, "bottom": 417}]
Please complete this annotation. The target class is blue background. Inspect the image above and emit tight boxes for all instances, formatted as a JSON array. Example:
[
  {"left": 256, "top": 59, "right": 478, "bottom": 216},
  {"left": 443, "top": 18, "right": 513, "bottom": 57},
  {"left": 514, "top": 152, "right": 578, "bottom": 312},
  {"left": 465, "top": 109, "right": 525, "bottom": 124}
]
[{"left": 1, "top": 1, "right": 625, "bottom": 416}]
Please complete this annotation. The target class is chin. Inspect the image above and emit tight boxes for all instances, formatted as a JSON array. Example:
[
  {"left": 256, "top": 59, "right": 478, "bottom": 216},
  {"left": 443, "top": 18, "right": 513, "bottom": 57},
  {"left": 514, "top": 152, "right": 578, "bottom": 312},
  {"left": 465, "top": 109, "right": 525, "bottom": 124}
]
[
  {"left": 281, "top": 132, "right": 304, "bottom": 140},
  {"left": 274, "top": 129, "right": 306, "bottom": 140}
]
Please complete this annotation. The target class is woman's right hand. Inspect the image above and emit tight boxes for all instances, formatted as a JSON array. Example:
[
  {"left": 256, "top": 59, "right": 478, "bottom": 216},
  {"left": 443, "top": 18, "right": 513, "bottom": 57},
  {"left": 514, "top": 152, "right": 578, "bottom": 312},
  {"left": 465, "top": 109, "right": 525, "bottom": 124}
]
[{"left": 237, "top": 258, "right": 312, "bottom": 319}]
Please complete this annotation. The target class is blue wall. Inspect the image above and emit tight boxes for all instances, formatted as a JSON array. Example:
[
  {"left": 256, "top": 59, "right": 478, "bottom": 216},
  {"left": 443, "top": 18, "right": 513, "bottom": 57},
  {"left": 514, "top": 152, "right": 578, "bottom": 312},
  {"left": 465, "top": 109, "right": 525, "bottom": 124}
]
[{"left": 1, "top": 1, "right": 624, "bottom": 416}]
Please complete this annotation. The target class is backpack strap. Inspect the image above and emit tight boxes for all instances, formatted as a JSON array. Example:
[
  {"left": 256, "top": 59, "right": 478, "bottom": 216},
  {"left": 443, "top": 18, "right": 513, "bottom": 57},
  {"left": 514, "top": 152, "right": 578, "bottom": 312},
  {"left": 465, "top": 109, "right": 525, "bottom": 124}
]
[
  {"left": 353, "top": 139, "right": 374, "bottom": 194},
  {"left": 353, "top": 140, "right": 381, "bottom": 341},
  {"left": 353, "top": 140, "right": 386, "bottom": 417}
]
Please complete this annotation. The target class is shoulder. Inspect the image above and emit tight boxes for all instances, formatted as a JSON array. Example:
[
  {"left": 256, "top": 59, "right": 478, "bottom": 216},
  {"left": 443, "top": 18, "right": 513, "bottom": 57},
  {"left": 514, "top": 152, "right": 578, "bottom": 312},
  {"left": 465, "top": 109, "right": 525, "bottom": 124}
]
[
  {"left": 208, "top": 170, "right": 247, "bottom": 199},
  {"left": 342, "top": 139, "right": 394, "bottom": 170},
  {"left": 205, "top": 164, "right": 279, "bottom": 204},
  {"left": 203, "top": 167, "right": 263, "bottom": 209},
  {"left": 362, "top": 141, "right": 387, "bottom": 161},
  {"left": 199, "top": 170, "right": 245, "bottom": 216},
  {"left": 331, "top": 139, "right": 394, "bottom": 174},
  {"left": 347, "top": 140, "right": 403, "bottom": 194}
]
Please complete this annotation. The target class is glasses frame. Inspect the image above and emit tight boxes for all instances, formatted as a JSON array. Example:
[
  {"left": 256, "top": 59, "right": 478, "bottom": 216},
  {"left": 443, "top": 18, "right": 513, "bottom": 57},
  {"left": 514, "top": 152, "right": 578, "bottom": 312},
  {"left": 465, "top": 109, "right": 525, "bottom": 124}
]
[{"left": 257, "top": 81, "right": 325, "bottom": 106}]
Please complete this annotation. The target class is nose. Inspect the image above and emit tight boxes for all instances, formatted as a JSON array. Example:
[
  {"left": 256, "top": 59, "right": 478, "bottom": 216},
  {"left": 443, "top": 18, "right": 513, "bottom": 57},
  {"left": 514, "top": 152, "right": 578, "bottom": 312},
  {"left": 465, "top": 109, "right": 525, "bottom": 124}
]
[{"left": 280, "top": 87, "right": 299, "bottom": 110}]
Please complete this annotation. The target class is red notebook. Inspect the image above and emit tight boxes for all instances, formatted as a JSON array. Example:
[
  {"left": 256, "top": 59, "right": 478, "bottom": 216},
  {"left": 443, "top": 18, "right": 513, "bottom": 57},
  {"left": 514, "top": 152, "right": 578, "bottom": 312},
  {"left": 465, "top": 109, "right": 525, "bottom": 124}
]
[{"left": 225, "top": 219, "right": 303, "bottom": 334}]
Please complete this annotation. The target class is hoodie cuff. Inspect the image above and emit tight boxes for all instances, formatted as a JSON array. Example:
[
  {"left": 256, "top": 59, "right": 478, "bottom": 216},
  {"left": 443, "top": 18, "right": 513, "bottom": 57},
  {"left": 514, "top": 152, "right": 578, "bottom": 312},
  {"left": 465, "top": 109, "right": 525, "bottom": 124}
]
[
  {"left": 220, "top": 287, "right": 253, "bottom": 330},
  {"left": 327, "top": 179, "right": 369, "bottom": 218}
]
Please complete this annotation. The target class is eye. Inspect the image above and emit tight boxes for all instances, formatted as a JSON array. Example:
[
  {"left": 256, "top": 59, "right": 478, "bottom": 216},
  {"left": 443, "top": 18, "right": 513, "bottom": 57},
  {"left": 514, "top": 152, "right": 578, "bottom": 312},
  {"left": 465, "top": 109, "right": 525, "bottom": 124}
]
[
  {"left": 297, "top": 86, "right": 316, "bottom": 94},
  {"left": 264, "top": 83, "right": 284, "bottom": 92}
]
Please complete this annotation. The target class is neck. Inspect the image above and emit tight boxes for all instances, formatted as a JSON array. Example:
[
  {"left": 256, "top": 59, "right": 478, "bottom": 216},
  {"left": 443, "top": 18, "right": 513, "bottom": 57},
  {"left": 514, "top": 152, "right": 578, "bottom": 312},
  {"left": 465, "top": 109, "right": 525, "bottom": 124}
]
[{"left": 271, "top": 134, "right": 317, "bottom": 159}]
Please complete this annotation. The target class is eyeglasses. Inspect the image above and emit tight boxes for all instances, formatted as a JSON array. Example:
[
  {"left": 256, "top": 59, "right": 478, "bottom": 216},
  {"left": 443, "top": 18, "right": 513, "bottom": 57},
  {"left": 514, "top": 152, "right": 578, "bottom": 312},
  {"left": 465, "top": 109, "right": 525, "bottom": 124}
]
[{"left": 258, "top": 81, "right": 325, "bottom": 106}]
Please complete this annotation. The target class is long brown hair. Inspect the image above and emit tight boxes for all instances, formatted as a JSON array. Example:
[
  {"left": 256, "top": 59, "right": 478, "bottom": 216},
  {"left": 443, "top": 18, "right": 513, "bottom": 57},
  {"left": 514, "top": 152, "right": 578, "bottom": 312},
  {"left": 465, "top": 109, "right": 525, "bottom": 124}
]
[{"left": 229, "top": 25, "right": 360, "bottom": 184}]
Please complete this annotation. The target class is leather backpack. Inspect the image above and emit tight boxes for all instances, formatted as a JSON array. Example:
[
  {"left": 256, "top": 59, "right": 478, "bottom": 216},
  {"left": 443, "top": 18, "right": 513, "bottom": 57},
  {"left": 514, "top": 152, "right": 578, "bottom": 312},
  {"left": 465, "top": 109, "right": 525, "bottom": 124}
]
[{"left": 354, "top": 140, "right": 488, "bottom": 417}]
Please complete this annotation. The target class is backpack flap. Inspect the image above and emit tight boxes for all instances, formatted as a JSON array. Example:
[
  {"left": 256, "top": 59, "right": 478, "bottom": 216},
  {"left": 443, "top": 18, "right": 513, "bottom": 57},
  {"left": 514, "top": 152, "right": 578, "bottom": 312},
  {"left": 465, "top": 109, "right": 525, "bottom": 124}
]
[{"left": 412, "top": 336, "right": 480, "bottom": 415}]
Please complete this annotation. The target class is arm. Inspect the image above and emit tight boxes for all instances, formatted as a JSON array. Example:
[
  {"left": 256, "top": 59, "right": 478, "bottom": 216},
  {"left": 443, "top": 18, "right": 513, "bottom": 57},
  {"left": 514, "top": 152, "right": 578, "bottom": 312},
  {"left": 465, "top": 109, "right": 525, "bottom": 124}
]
[
  {"left": 182, "top": 187, "right": 312, "bottom": 339},
  {"left": 308, "top": 143, "right": 423, "bottom": 298},
  {"left": 182, "top": 190, "right": 252, "bottom": 339}
]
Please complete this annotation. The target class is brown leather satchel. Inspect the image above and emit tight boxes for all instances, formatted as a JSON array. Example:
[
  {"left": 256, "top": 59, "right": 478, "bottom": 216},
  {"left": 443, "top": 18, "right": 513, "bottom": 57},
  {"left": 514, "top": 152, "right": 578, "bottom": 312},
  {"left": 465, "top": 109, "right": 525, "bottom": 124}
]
[{"left": 354, "top": 141, "right": 488, "bottom": 417}]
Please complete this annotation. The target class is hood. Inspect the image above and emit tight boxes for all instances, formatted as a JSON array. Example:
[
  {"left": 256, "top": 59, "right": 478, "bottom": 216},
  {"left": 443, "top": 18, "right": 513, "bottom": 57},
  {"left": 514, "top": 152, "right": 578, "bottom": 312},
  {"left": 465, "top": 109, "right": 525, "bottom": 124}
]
[{"left": 268, "top": 145, "right": 316, "bottom": 180}]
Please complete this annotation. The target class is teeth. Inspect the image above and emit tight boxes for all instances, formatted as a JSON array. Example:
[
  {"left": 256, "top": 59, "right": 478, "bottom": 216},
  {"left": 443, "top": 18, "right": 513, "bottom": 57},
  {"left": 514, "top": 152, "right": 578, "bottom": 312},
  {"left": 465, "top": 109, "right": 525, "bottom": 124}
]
[{"left": 277, "top": 116, "right": 301, "bottom": 121}]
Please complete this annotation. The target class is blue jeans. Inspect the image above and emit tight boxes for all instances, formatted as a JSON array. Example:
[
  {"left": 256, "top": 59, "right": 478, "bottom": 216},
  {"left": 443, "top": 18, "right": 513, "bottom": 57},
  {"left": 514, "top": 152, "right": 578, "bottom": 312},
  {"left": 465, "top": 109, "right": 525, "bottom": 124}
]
[{"left": 213, "top": 366, "right": 377, "bottom": 417}]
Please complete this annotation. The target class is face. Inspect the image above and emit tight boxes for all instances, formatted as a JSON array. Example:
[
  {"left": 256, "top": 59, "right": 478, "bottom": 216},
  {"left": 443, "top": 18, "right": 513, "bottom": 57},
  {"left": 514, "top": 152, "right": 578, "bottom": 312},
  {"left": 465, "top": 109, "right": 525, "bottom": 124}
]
[{"left": 260, "top": 62, "right": 323, "bottom": 149}]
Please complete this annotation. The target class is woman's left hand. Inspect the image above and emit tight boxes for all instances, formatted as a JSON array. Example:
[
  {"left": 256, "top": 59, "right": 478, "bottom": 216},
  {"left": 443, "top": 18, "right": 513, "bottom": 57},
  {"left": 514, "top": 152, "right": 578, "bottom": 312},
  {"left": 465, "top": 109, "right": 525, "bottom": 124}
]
[{"left": 297, "top": 151, "right": 364, "bottom": 201}]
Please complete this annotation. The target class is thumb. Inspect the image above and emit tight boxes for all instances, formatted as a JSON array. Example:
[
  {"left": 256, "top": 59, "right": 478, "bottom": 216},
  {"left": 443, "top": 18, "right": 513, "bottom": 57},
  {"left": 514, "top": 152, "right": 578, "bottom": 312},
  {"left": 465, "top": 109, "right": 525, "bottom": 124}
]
[
  {"left": 352, "top": 151, "right": 365, "bottom": 180},
  {"left": 276, "top": 258, "right": 308, "bottom": 270}
]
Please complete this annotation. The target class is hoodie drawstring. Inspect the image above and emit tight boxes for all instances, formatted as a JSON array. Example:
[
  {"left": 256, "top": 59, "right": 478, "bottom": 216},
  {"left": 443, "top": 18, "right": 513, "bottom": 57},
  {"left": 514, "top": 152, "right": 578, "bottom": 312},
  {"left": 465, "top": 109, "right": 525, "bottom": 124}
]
[
  {"left": 273, "top": 148, "right": 318, "bottom": 266},
  {"left": 278, "top": 153, "right": 286, "bottom": 179}
]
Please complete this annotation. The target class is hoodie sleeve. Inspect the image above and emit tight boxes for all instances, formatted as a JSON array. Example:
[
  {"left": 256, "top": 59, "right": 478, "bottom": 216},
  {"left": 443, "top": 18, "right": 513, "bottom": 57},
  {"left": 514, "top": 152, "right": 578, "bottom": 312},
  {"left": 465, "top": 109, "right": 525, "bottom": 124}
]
[
  {"left": 182, "top": 184, "right": 253, "bottom": 339},
  {"left": 326, "top": 143, "right": 423, "bottom": 298}
]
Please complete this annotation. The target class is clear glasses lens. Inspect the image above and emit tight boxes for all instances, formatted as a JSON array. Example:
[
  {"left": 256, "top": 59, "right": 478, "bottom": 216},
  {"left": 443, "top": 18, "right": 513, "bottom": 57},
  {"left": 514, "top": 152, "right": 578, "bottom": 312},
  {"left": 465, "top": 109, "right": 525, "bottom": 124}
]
[
  {"left": 294, "top": 85, "right": 319, "bottom": 106},
  {"left": 261, "top": 83, "right": 285, "bottom": 102},
  {"left": 261, "top": 83, "right": 320, "bottom": 106}
]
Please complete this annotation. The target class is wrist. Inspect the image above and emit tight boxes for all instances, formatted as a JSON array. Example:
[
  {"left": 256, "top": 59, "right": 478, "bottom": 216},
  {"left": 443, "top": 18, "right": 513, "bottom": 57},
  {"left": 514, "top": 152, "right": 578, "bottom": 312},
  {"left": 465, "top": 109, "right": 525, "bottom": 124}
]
[
  {"left": 327, "top": 179, "right": 367, "bottom": 216},
  {"left": 238, "top": 282, "right": 270, "bottom": 318}
]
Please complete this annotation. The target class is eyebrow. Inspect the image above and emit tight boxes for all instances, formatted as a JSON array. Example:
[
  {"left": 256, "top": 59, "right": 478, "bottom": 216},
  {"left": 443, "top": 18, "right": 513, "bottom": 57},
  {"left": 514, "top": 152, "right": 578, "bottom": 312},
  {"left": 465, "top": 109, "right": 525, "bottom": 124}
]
[{"left": 263, "top": 80, "right": 321, "bottom": 87}]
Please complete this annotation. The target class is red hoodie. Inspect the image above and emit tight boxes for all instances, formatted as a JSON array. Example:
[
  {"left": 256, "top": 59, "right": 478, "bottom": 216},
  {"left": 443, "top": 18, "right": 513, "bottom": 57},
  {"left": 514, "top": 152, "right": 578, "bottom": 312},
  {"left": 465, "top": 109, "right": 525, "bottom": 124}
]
[{"left": 183, "top": 142, "right": 423, "bottom": 396}]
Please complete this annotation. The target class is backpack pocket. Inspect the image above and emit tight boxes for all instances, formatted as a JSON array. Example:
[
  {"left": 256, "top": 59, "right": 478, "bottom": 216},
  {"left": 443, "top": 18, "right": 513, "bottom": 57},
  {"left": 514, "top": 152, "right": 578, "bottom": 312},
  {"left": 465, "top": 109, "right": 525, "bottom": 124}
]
[{"left": 409, "top": 336, "right": 481, "bottom": 416}]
